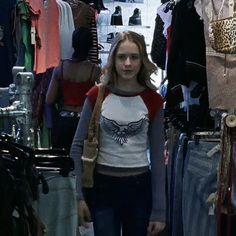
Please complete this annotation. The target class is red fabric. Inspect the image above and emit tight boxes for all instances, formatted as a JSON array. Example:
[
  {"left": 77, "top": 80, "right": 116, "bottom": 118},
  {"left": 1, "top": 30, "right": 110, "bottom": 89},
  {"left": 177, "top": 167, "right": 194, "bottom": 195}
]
[
  {"left": 86, "top": 85, "right": 109, "bottom": 109},
  {"left": 140, "top": 89, "right": 164, "bottom": 121},
  {"left": 87, "top": 86, "right": 164, "bottom": 121},
  {"left": 60, "top": 80, "right": 94, "bottom": 106}
]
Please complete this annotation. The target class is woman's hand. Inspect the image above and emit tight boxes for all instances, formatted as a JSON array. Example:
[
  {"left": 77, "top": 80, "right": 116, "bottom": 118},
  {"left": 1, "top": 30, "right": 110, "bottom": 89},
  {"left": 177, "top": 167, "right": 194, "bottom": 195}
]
[
  {"left": 147, "top": 221, "right": 166, "bottom": 236},
  {"left": 78, "top": 200, "right": 91, "bottom": 228}
]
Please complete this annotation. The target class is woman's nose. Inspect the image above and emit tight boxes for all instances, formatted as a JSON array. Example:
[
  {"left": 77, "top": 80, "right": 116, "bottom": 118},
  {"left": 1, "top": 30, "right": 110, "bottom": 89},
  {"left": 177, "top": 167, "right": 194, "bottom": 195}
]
[{"left": 124, "top": 56, "right": 131, "bottom": 65}]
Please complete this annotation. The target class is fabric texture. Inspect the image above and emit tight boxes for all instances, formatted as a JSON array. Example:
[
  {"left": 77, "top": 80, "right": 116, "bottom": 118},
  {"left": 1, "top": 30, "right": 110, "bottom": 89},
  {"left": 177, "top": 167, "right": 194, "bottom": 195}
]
[
  {"left": 90, "top": 171, "right": 152, "bottom": 236},
  {"left": 56, "top": 0, "right": 75, "bottom": 60},
  {"left": 36, "top": 173, "right": 77, "bottom": 236},
  {"left": 182, "top": 141, "right": 220, "bottom": 236},
  {"left": 151, "top": 13, "right": 167, "bottom": 70},
  {"left": 198, "top": 0, "right": 236, "bottom": 109},
  {"left": 26, "top": 0, "right": 60, "bottom": 74}
]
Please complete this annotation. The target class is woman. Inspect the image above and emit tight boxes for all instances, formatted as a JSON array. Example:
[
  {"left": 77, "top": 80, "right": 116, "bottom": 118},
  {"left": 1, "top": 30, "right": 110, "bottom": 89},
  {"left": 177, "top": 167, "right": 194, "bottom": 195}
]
[
  {"left": 70, "top": 31, "right": 166, "bottom": 235},
  {"left": 46, "top": 27, "right": 101, "bottom": 151}
]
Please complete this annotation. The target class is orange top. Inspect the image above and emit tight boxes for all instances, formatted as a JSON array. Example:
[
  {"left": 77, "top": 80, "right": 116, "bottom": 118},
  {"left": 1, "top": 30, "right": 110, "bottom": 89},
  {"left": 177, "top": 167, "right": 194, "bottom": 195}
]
[{"left": 27, "top": 0, "right": 60, "bottom": 74}]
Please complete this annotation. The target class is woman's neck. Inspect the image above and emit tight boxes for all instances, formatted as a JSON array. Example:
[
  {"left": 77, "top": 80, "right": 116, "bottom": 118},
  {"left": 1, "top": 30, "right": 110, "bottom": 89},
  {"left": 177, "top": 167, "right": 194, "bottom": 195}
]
[{"left": 114, "top": 80, "right": 145, "bottom": 93}]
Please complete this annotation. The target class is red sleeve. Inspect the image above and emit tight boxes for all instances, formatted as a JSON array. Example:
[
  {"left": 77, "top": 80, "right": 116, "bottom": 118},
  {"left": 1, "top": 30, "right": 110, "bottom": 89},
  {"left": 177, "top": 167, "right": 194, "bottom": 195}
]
[
  {"left": 86, "top": 85, "right": 109, "bottom": 109},
  {"left": 141, "top": 89, "right": 164, "bottom": 121},
  {"left": 86, "top": 85, "right": 99, "bottom": 109}
]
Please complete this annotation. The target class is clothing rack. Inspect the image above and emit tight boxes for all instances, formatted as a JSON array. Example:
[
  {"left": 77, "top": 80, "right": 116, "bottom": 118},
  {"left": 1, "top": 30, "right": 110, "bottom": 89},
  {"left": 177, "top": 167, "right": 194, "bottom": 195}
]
[
  {"left": 0, "top": 139, "right": 46, "bottom": 236},
  {"left": 34, "top": 148, "right": 74, "bottom": 177}
]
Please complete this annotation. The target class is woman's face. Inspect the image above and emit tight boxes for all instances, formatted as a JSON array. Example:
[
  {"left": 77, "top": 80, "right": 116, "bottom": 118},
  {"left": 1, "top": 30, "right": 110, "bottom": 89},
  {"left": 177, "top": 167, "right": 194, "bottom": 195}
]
[{"left": 114, "top": 40, "right": 141, "bottom": 83}]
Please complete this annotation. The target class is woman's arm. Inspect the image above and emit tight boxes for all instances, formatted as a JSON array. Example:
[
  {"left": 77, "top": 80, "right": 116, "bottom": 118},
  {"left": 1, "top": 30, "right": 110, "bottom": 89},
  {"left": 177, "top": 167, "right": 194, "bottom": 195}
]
[
  {"left": 70, "top": 97, "right": 93, "bottom": 200},
  {"left": 148, "top": 106, "right": 166, "bottom": 222},
  {"left": 46, "top": 66, "right": 61, "bottom": 105}
]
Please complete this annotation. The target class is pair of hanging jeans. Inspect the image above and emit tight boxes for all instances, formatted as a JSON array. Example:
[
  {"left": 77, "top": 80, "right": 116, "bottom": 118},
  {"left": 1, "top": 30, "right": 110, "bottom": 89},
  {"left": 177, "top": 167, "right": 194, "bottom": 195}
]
[
  {"left": 35, "top": 172, "right": 77, "bottom": 236},
  {"left": 88, "top": 171, "right": 152, "bottom": 236},
  {"left": 182, "top": 141, "right": 220, "bottom": 236},
  {"left": 171, "top": 133, "right": 188, "bottom": 236}
]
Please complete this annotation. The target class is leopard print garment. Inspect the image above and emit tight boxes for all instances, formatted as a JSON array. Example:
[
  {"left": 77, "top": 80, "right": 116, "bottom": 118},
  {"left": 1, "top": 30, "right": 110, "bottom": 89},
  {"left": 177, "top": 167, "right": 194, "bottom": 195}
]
[{"left": 209, "top": 16, "right": 236, "bottom": 54}]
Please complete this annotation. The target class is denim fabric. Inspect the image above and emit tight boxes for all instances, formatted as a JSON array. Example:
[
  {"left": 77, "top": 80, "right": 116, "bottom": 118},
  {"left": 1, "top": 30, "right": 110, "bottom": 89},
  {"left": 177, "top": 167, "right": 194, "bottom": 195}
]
[
  {"left": 182, "top": 141, "right": 220, "bottom": 236},
  {"left": 167, "top": 130, "right": 180, "bottom": 232},
  {"left": 36, "top": 173, "right": 77, "bottom": 236},
  {"left": 88, "top": 171, "right": 152, "bottom": 236},
  {"left": 171, "top": 133, "right": 188, "bottom": 236}
]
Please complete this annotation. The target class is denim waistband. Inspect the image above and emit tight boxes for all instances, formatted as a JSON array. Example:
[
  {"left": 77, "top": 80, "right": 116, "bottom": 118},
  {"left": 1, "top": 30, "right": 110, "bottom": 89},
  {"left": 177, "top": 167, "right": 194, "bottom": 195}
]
[{"left": 59, "top": 111, "right": 80, "bottom": 118}]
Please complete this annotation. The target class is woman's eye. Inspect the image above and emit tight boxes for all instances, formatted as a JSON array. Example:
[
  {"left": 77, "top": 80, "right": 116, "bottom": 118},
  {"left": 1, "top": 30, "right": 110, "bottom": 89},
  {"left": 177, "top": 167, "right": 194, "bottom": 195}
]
[
  {"left": 131, "top": 55, "right": 140, "bottom": 60},
  {"left": 117, "top": 54, "right": 140, "bottom": 60},
  {"left": 117, "top": 55, "right": 126, "bottom": 60}
]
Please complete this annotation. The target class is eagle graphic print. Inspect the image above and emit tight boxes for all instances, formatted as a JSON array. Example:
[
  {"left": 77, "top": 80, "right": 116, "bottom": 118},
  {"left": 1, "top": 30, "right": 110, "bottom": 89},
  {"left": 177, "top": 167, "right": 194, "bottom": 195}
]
[{"left": 100, "top": 115, "right": 148, "bottom": 145}]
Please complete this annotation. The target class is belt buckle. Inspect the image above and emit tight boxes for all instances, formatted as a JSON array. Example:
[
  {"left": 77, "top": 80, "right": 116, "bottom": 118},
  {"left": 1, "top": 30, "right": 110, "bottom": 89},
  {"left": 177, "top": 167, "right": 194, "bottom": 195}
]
[{"left": 60, "top": 111, "right": 67, "bottom": 117}]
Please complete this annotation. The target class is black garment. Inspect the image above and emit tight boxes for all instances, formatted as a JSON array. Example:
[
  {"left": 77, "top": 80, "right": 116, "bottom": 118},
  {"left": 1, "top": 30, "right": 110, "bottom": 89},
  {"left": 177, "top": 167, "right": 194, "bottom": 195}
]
[
  {"left": 166, "top": 0, "right": 207, "bottom": 110},
  {"left": 128, "top": 8, "right": 142, "bottom": 26},
  {"left": 151, "top": 13, "right": 167, "bottom": 70},
  {"left": 52, "top": 115, "right": 80, "bottom": 152},
  {"left": 0, "top": 0, "right": 16, "bottom": 87},
  {"left": 110, "top": 6, "right": 123, "bottom": 25},
  {"left": 167, "top": 0, "right": 206, "bottom": 88}
]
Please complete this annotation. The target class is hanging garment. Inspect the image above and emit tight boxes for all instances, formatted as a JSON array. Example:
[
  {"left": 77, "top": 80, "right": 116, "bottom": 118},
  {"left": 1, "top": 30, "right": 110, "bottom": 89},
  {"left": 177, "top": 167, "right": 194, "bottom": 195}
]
[
  {"left": 0, "top": 0, "right": 16, "bottom": 87},
  {"left": 195, "top": 0, "right": 236, "bottom": 109},
  {"left": 67, "top": 0, "right": 99, "bottom": 64},
  {"left": 26, "top": 0, "right": 60, "bottom": 74},
  {"left": 167, "top": 0, "right": 206, "bottom": 88},
  {"left": 182, "top": 141, "right": 220, "bottom": 236},
  {"left": 0, "top": 140, "right": 47, "bottom": 236},
  {"left": 56, "top": 0, "right": 75, "bottom": 60},
  {"left": 151, "top": 13, "right": 167, "bottom": 70},
  {"left": 15, "top": 1, "right": 34, "bottom": 71}
]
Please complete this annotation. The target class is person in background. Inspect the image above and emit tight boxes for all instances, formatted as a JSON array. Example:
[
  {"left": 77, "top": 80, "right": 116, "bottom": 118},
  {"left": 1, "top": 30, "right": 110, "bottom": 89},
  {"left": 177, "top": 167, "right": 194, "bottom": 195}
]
[
  {"left": 46, "top": 27, "right": 101, "bottom": 152},
  {"left": 70, "top": 31, "right": 166, "bottom": 236}
]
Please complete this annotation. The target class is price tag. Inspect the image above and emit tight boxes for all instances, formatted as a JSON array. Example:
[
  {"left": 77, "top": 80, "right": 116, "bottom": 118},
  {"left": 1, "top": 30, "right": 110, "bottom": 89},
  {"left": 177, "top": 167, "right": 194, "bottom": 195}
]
[{"left": 31, "top": 26, "right": 36, "bottom": 45}]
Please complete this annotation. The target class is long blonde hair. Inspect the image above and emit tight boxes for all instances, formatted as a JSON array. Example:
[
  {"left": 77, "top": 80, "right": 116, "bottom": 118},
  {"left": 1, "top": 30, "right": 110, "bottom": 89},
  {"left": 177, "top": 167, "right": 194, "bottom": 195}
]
[{"left": 101, "top": 31, "right": 158, "bottom": 90}]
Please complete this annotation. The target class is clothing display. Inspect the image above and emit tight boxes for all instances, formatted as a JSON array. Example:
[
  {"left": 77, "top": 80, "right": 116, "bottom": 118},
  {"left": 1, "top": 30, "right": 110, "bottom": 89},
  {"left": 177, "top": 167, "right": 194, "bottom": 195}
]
[
  {"left": 195, "top": 0, "right": 236, "bottom": 109},
  {"left": 106, "top": 32, "right": 117, "bottom": 43},
  {"left": 26, "top": 0, "right": 61, "bottom": 74},
  {"left": 0, "top": 0, "right": 16, "bottom": 87},
  {"left": 128, "top": 8, "right": 142, "bottom": 26},
  {"left": 36, "top": 173, "right": 77, "bottom": 236},
  {"left": 151, "top": 13, "right": 167, "bottom": 70},
  {"left": 182, "top": 141, "right": 220, "bottom": 236},
  {"left": 56, "top": 0, "right": 75, "bottom": 60},
  {"left": 1, "top": 0, "right": 236, "bottom": 235},
  {"left": 110, "top": 6, "right": 123, "bottom": 25}
]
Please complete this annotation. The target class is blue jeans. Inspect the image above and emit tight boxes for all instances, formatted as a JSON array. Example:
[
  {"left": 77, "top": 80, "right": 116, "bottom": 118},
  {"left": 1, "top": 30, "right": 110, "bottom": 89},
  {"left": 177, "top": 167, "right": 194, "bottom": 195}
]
[
  {"left": 171, "top": 133, "right": 188, "bottom": 236},
  {"left": 35, "top": 172, "right": 77, "bottom": 236},
  {"left": 182, "top": 141, "right": 220, "bottom": 236},
  {"left": 88, "top": 171, "right": 152, "bottom": 236}
]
